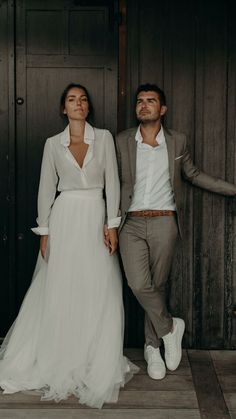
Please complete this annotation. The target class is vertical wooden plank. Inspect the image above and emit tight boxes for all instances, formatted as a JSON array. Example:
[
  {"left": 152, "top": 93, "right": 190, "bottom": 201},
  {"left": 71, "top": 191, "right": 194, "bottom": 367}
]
[
  {"left": 225, "top": 0, "right": 236, "bottom": 348},
  {"left": 162, "top": 0, "right": 195, "bottom": 348},
  {"left": 162, "top": 0, "right": 173, "bottom": 126},
  {"left": 0, "top": 0, "right": 10, "bottom": 336},
  {"left": 123, "top": 0, "right": 144, "bottom": 347},
  {"left": 0, "top": 0, "right": 16, "bottom": 336},
  {"left": 104, "top": 0, "right": 118, "bottom": 135},
  {"left": 125, "top": 0, "right": 140, "bottom": 127},
  {"left": 15, "top": 0, "right": 30, "bottom": 307},
  {"left": 7, "top": 0, "right": 17, "bottom": 323},
  {"left": 117, "top": 0, "right": 126, "bottom": 132},
  {"left": 193, "top": 0, "right": 205, "bottom": 348},
  {"left": 139, "top": 2, "right": 164, "bottom": 86},
  {"left": 194, "top": 0, "right": 228, "bottom": 348}
]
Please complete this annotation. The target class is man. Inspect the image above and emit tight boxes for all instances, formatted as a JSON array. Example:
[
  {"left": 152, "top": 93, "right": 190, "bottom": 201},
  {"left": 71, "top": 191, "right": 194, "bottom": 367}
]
[{"left": 115, "top": 83, "right": 236, "bottom": 380}]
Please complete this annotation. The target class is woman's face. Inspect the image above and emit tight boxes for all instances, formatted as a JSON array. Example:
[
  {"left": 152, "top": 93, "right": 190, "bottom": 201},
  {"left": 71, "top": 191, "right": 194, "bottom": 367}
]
[{"left": 63, "top": 87, "right": 89, "bottom": 122}]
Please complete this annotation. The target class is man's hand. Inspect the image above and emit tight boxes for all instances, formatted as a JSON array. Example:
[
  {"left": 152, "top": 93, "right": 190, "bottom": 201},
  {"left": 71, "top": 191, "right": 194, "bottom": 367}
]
[
  {"left": 40, "top": 235, "right": 48, "bottom": 259},
  {"left": 103, "top": 226, "right": 118, "bottom": 255},
  {"left": 103, "top": 225, "right": 110, "bottom": 248},
  {"left": 108, "top": 228, "right": 118, "bottom": 255}
]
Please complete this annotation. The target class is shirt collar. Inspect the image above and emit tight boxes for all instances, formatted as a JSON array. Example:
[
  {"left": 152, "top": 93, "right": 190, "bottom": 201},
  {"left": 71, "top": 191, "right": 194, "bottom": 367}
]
[
  {"left": 60, "top": 122, "right": 95, "bottom": 147},
  {"left": 135, "top": 125, "right": 165, "bottom": 146}
]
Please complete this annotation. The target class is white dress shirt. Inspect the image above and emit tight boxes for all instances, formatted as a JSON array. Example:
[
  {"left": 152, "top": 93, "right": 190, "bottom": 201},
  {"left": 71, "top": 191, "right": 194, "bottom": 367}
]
[
  {"left": 129, "top": 125, "right": 176, "bottom": 211},
  {"left": 32, "top": 122, "right": 121, "bottom": 235}
]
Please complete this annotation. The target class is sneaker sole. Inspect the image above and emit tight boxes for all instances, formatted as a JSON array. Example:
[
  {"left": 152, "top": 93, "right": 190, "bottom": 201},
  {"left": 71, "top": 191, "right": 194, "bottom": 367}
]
[{"left": 147, "top": 368, "right": 166, "bottom": 380}]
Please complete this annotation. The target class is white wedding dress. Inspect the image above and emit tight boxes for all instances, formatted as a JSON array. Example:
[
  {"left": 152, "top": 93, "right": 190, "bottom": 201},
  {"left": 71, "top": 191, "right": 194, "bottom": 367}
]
[{"left": 0, "top": 124, "right": 138, "bottom": 408}]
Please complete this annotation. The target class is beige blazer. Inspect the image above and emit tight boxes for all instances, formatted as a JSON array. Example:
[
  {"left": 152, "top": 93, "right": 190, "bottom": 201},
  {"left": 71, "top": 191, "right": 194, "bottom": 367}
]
[{"left": 116, "top": 127, "right": 236, "bottom": 236}]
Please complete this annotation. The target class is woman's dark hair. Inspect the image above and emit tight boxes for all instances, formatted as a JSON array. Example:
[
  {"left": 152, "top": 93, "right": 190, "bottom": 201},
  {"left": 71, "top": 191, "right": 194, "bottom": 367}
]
[
  {"left": 60, "top": 83, "right": 94, "bottom": 122},
  {"left": 136, "top": 83, "right": 166, "bottom": 107}
]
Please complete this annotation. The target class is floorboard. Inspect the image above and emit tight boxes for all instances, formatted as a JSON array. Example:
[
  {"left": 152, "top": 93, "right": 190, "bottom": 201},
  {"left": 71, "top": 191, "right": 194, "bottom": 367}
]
[
  {"left": 188, "top": 350, "right": 231, "bottom": 419},
  {"left": 0, "top": 408, "right": 201, "bottom": 419},
  {"left": 210, "top": 350, "right": 236, "bottom": 417},
  {"left": 0, "top": 349, "right": 235, "bottom": 418}
]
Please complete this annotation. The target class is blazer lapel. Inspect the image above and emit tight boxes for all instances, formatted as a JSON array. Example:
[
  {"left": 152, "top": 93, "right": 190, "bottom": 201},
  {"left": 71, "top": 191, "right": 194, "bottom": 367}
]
[
  {"left": 164, "top": 128, "right": 175, "bottom": 186},
  {"left": 127, "top": 129, "right": 137, "bottom": 186}
]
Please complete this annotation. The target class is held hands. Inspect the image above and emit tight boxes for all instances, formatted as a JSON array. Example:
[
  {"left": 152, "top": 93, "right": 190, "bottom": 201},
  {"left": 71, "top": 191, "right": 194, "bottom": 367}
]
[
  {"left": 103, "top": 225, "right": 118, "bottom": 255},
  {"left": 40, "top": 235, "right": 48, "bottom": 259}
]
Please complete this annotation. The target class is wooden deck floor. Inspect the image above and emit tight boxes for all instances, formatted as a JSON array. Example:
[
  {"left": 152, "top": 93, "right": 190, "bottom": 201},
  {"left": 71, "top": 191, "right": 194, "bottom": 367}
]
[{"left": 0, "top": 350, "right": 235, "bottom": 419}]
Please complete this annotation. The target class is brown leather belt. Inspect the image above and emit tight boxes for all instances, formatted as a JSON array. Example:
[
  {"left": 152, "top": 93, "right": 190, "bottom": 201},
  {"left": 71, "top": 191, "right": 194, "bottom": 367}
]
[{"left": 128, "top": 210, "right": 176, "bottom": 217}]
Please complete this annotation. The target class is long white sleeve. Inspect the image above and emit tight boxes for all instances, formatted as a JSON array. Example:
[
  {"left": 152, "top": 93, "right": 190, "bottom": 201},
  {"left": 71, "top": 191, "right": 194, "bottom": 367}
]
[
  {"left": 104, "top": 131, "right": 121, "bottom": 229},
  {"left": 31, "top": 139, "right": 58, "bottom": 235}
]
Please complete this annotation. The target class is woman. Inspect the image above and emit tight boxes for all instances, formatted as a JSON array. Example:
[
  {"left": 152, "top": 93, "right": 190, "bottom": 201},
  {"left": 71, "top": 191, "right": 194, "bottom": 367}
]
[{"left": 0, "top": 83, "right": 137, "bottom": 408}]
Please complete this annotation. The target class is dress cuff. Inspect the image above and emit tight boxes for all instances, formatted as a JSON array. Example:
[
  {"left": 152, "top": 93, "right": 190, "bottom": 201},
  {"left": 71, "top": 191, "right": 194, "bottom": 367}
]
[
  {"left": 31, "top": 227, "right": 49, "bottom": 236},
  {"left": 107, "top": 217, "right": 121, "bottom": 229}
]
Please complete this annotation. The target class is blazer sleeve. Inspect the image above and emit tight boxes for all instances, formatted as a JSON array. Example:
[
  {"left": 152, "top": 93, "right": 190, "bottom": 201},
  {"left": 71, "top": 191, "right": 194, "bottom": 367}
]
[
  {"left": 31, "top": 139, "right": 58, "bottom": 235},
  {"left": 181, "top": 136, "right": 236, "bottom": 196},
  {"left": 104, "top": 131, "right": 121, "bottom": 229}
]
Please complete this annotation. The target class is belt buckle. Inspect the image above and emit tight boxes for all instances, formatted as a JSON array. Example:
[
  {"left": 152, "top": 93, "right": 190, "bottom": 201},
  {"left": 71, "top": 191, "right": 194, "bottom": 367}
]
[{"left": 143, "top": 210, "right": 149, "bottom": 217}]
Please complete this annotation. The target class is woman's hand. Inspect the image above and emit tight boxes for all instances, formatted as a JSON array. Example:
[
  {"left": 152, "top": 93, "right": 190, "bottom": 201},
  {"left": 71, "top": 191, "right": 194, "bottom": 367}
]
[
  {"left": 107, "top": 228, "right": 118, "bottom": 255},
  {"left": 40, "top": 235, "right": 48, "bottom": 259}
]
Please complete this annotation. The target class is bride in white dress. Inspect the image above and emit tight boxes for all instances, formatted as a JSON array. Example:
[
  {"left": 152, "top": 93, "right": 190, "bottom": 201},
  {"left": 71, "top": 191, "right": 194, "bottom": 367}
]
[{"left": 0, "top": 83, "right": 137, "bottom": 408}]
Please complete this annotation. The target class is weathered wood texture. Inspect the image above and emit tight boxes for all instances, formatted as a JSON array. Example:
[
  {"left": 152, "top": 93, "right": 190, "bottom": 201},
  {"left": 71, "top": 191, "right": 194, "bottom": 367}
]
[
  {"left": 0, "top": 0, "right": 17, "bottom": 334},
  {"left": 0, "top": 350, "right": 235, "bottom": 418},
  {"left": 1, "top": 0, "right": 236, "bottom": 349},
  {"left": 188, "top": 350, "right": 230, "bottom": 418},
  {"left": 124, "top": 0, "right": 236, "bottom": 349},
  {"left": 210, "top": 350, "right": 236, "bottom": 417}
]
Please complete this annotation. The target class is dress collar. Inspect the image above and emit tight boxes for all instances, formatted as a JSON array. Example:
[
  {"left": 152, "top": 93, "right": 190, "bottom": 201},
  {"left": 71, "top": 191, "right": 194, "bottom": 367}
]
[{"left": 60, "top": 122, "right": 95, "bottom": 147}]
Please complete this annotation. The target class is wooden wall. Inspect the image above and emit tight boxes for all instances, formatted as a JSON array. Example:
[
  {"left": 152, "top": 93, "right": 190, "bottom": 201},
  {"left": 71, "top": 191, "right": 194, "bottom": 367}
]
[
  {"left": 0, "top": 0, "right": 16, "bottom": 331},
  {"left": 123, "top": 0, "right": 236, "bottom": 348},
  {"left": 0, "top": 0, "right": 236, "bottom": 348}
]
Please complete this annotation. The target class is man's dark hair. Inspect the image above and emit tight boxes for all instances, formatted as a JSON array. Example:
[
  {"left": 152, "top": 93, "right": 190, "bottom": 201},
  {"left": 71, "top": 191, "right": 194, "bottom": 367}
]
[
  {"left": 60, "top": 82, "right": 94, "bottom": 123},
  {"left": 136, "top": 83, "right": 166, "bottom": 107}
]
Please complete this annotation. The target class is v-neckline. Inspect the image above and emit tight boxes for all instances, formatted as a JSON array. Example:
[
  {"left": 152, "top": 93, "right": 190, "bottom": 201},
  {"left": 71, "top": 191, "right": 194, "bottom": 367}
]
[{"left": 67, "top": 144, "right": 90, "bottom": 170}]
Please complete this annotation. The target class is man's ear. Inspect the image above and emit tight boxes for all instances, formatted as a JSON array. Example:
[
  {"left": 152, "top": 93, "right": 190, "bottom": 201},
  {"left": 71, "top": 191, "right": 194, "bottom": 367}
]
[{"left": 160, "top": 105, "right": 167, "bottom": 116}]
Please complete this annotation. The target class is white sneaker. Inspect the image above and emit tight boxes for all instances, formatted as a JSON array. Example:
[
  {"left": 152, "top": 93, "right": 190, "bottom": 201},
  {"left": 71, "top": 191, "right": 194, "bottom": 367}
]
[
  {"left": 144, "top": 345, "right": 166, "bottom": 380},
  {"left": 162, "top": 317, "right": 185, "bottom": 371}
]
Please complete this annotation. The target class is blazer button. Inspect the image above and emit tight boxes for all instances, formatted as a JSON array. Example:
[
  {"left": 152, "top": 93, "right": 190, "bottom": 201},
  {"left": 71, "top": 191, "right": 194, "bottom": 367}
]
[{"left": 129, "top": 195, "right": 132, "bottom": 199}]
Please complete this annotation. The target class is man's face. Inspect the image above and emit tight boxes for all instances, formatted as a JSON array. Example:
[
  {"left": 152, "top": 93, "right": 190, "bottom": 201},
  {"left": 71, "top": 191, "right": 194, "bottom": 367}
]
[{"left": 136, "top": 91, "right": 167, "bottom": 123}]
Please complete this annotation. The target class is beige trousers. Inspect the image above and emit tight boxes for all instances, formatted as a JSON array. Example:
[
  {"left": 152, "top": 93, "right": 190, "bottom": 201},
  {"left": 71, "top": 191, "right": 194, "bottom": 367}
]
[{"left": 119, "top": 215, "right": 178, "bottom": 348}]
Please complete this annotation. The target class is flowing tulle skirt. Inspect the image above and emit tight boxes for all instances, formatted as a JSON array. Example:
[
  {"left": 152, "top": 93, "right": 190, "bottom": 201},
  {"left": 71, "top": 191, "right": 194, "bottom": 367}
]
[{"left": 0, "top": 189, "right": 137, "bottom": 408}]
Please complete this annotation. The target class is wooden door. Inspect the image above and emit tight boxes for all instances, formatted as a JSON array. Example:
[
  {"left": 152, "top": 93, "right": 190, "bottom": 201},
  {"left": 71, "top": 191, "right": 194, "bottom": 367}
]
[{"left": 0, "top": 0, "right": 118, "bottom": 336}]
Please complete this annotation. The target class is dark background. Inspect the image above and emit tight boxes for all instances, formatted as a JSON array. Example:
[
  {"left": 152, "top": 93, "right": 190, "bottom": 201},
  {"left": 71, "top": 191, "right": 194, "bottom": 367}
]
[{"left": 0, "top": 0, "right": 236, "bottom": 349}]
